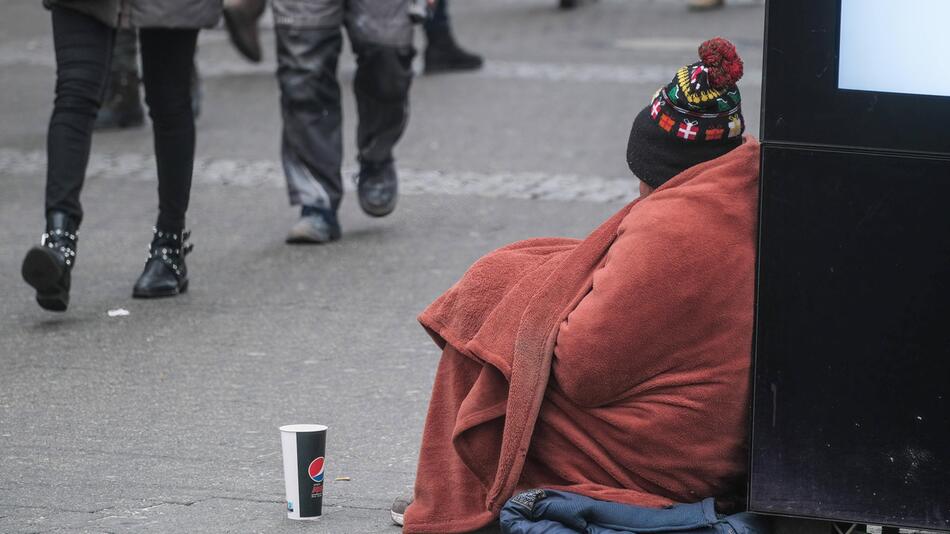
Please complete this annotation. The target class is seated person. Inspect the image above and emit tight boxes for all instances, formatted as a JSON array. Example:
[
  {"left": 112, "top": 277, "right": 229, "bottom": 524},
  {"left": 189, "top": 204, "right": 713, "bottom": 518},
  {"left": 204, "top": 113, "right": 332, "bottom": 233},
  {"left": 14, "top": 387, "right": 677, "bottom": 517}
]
[{"left": 397, "top": 38, "right": 757, "bottom": 533}]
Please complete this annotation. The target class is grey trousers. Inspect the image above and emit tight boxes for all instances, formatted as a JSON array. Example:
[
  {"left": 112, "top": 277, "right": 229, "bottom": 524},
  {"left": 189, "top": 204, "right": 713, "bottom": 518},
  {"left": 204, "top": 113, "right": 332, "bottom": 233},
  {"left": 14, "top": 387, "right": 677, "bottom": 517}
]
[{"left": 273, "top": 0, "right": 414, "bottom": 211}]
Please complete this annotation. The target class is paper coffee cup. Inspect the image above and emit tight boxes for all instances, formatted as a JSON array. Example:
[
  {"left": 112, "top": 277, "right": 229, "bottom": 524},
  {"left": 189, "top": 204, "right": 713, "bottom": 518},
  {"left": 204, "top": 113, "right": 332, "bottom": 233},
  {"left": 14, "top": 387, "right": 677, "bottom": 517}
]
[{"left": 280, "top": 424, "right": 327, "bottom": 520}]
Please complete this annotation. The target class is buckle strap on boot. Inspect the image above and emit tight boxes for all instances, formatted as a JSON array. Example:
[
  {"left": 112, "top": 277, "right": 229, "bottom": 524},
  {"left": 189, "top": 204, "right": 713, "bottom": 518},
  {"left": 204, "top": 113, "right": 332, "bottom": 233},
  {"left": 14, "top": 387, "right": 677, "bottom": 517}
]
[
  {"left": 40, "top": 228, "right": 79, "bottom": 267},
  {"left": 145, "top": 227, "right": 193, "bottom": 279}
]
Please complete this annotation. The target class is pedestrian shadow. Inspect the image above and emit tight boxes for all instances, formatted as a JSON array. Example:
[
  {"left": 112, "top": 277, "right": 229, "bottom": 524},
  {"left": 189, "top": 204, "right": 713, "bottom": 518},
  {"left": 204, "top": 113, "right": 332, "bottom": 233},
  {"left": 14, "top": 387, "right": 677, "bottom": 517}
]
[
  {"left": 337, "top": 225, "right": 392, "bottom": 242},
  {"left": 26, "top": 314, "right": 88, "bottom": 331}
]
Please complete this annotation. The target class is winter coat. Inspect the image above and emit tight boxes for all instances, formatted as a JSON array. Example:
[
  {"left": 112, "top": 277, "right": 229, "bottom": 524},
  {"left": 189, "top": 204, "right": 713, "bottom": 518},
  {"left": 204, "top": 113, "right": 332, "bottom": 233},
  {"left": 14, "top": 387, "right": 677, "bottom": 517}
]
[
  {"left": 404, "top": 138, "right": 761, "bottom": 533},
  {"left": 44, "top": 0, "right": 221, "bottom": 29}
]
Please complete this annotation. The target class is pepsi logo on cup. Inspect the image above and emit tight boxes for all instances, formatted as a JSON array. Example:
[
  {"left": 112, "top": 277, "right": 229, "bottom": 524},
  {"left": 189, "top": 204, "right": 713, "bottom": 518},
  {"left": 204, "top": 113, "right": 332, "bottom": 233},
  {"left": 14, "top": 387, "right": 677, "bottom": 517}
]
[
  {"left": 309, "top": 457, "right": 325, "bottom": 496},
  {"left": 309, "top": 457, "right": 325, "bottom": 482}
]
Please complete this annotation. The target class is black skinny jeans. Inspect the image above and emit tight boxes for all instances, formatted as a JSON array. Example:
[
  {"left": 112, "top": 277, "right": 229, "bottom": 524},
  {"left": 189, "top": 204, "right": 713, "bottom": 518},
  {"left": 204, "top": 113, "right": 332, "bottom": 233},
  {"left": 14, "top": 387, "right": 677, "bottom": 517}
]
[{"left": 46, "top": 6, "right": 198, "bottom": 231}]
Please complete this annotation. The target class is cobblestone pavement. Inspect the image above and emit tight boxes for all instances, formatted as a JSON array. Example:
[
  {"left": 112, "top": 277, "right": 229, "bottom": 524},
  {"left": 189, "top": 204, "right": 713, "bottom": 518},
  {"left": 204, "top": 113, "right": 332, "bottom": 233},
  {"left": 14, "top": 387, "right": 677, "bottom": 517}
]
[
  {"left": 0, "top": 148, "right": 637, "bottom": 203},
  {"left": 0, "top": 0, "right": 765, "bottom": 532}
]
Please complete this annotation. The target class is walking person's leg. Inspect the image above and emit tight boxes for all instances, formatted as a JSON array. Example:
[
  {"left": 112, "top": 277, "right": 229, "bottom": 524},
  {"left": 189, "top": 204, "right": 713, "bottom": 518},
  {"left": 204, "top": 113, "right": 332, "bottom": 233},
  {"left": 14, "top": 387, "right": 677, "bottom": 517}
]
[
  {"left": 273, "top": 0, "right": 346, "bottom": 243},
  {"left": 423, "top": 0, "right": 483, "bottom": 74},
  {"left": 346, "top": 0, "right": 414, "bottom": 217},
  {"left": 96, "top": 29, "right": 203, "bottom": 130},
  {"left": 21, "top": 5, "right": 114, "bottom": 312},
  {"left": 132, "top": 27, "right": 199, "bottom": 298}
]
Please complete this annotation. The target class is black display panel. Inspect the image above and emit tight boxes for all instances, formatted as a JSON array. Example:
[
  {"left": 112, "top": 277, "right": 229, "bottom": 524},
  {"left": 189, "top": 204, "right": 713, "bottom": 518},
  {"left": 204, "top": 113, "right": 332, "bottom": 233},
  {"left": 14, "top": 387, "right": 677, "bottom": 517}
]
[
  {"left": 750, "top": 146, "right": 950, "bottom": 530},
  {"left": 762, "top": 0, "right": 950, "bottom": 156}
]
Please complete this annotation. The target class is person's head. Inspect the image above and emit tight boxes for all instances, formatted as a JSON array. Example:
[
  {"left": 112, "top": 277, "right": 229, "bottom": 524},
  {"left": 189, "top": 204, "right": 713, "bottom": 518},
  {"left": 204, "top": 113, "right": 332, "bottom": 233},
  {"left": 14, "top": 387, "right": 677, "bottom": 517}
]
[{"left": 627, "top": 37, "right": 746, "bottom": 193}]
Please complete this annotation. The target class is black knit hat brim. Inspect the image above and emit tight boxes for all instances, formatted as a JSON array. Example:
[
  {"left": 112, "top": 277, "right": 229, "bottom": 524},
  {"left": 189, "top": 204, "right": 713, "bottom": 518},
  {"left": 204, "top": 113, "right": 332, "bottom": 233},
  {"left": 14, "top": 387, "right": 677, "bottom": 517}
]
[{"left": 626, "top": 105, "right": 742, "bottom": 189}]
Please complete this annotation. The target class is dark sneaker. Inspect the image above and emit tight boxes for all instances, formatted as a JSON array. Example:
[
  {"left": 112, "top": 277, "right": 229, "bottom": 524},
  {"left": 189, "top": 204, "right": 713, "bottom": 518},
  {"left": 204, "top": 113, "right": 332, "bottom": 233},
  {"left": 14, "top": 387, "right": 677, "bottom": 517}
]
[
  {"left": 356, "top": 161, "right": 398, "bottom": 218},
  {"left": 390, "top": 494, "right": 413, "bottom": 526},
  {"left": 424, "top": 28, "right": 484, "bottom": 74},
  {"left": 286, "top": 206, "right": 341, "bottom": 244}
]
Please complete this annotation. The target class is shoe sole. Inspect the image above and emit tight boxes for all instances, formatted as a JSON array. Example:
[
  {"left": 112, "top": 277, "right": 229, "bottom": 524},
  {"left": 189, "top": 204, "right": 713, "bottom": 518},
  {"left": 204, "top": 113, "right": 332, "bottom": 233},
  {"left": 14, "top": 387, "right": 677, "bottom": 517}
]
[
  {"left": 36, "top": 291, "right": 69, "bottom": 312},
  {"left": 22, "top": 247, "right": 63, "bottom": 293},
  {"left": 285, "top": 230, "right": 341, "bottom": 245},
  {"left": 285, "top": 236, "right": 340, "bottom": 244},
  {"left": 358, "top": 196, "right": 397, "bottom": 218},
  {"left": 132, "top": 280, "right": 188, "bottom": 299},
  {"left": 424, "top": 63, "right": 483, "bottom": 75},
  {"left": 390, "top": 509, "right": 405, "bottom": 527},
  {"left": 22, "top": 248, "right": 70, "bottom": 312}
]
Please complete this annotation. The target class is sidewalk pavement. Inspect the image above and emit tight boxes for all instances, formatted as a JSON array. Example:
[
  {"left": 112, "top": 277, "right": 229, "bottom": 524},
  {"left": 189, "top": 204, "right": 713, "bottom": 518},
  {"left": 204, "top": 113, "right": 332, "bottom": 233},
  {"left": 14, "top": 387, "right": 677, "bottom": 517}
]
[
  {"left": 0, "top": 0, "right": 764, "bottom": 531},
  {"left": 0, "top": 173, "right": 620, "bottom": 533}
]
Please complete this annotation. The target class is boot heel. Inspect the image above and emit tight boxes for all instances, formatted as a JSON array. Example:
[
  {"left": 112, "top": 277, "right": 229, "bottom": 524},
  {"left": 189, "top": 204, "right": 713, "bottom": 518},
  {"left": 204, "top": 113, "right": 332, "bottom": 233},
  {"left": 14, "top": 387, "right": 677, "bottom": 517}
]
[
  {"left": 36, "top": 288, "right": 69, "bottom": 312},
  {"left": 23, "top": 211, "right": 78, "bottom": 312},
  {"left": 22, "top": 247, "right": 64, "bottom": 292}
]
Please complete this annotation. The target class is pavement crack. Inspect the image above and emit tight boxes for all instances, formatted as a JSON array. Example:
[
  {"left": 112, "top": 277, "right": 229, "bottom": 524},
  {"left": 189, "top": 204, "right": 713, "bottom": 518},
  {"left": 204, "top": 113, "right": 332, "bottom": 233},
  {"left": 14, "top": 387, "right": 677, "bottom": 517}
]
[
  {"left": 0, "top": 503, "right": 103, "bottom": 514},
  {"left": 198, "top": 496, "right": 284, "bottom": 505},
  {"left": 334, "top": 503, "right": 389, "bottom": 512},
  {"left": 0, "top": 500, "right": 196, "bottom": 516},
  {"left": 3, "top": 444, "right": 214, "bottom": 463},
  {"left": 141, "top": 500, "right": 197, "bottom": 509}
]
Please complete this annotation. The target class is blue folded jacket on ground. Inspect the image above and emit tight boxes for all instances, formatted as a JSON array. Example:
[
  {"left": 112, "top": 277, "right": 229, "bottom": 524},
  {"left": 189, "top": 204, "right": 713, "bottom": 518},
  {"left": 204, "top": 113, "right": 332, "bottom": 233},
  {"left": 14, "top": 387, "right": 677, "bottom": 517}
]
[{"left": 500, "top": 489, "right": 769, "bottom": 534}]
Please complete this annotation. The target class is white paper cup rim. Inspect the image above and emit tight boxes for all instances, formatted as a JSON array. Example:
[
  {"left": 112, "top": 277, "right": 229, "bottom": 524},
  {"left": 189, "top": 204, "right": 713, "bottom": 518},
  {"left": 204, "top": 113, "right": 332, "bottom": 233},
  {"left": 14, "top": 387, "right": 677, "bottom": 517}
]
[{"left": 280, "top": 424, "right": 328, "bottom": 433}]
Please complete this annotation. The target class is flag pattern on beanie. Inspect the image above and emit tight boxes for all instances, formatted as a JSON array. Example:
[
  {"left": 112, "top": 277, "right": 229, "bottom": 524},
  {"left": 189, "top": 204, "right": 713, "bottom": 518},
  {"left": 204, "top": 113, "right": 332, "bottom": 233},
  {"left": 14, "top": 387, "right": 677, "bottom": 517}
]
[{"left": 649, "top": 37, "right": 745, "bottom": 142}]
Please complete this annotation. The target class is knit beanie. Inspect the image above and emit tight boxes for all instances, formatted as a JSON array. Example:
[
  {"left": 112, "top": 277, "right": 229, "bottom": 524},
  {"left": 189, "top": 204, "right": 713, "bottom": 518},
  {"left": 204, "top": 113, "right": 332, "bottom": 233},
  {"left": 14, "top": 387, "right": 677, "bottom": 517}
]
[{"left": 627, "top": 37, "right": 745, "bottom": 189}]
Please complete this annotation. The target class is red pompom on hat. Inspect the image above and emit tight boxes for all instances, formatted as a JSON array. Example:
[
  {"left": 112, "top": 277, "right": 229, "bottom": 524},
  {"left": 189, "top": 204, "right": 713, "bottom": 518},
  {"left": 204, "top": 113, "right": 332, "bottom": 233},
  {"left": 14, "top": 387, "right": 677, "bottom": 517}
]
[
  {"left": 698, "top": 37, "right": 744, "bottom": 89},
  {"left": 635, "top": 35, "right": 745, "bottom": 146}
]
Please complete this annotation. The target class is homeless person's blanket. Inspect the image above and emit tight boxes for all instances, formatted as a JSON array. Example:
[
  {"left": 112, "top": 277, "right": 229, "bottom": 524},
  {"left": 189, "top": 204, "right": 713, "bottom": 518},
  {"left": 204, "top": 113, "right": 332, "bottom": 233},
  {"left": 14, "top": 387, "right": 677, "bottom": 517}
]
[
  {"left": 500, "top": 489, "right": 768, "bottom": 534},
  {"left": 404, "top": 138, "right": 760, "bottom": 534}
]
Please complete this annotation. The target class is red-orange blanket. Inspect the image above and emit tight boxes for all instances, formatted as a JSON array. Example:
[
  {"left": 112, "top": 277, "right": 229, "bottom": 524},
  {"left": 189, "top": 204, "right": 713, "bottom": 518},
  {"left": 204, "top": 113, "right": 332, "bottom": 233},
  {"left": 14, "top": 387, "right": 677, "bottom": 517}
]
[{"left": 405, "top": 138, "right": 760, "bottom": 533}]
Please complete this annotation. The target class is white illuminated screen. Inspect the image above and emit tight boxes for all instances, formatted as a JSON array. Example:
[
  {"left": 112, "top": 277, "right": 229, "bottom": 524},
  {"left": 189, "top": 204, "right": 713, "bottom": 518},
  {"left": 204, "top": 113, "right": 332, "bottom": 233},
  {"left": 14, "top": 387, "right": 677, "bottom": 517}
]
[{"left": 839, "top": 0, "right": 950, "bottom": 97}]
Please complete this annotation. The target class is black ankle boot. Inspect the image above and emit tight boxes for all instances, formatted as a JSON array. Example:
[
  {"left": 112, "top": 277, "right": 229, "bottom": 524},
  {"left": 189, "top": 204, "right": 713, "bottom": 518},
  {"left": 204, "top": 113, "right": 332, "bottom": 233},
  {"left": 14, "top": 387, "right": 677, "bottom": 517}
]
[
  {"left": 132, "top": 228, "right": 192, "bottom": 299},
  {"left": 424, "top": 27, "right": 484, "bottom": 74},
  {"left": 21, "top": 211, "right": 78, "bottom": 312}
]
